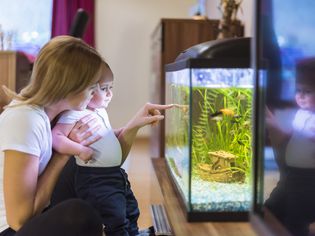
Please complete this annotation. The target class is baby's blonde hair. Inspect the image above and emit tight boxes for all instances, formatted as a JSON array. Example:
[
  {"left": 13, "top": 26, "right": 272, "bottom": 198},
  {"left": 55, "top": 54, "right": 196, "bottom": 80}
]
[{"left": 14, "top": 35, "right": 105, "bottom": 106}]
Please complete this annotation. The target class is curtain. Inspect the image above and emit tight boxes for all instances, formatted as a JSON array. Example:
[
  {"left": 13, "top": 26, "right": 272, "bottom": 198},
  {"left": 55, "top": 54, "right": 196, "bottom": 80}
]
[{"left": 51, "top": 0, "right": 95, "bottom": 46}]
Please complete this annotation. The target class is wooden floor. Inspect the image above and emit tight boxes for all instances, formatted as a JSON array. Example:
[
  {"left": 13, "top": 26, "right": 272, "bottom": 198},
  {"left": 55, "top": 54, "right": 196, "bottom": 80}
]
[{"left": 122, "top": 138, "right": 163, "bottom": 229}]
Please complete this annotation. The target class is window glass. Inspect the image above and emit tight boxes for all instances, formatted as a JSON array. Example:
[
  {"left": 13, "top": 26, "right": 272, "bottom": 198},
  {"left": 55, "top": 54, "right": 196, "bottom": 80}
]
[
  {"left": 0, "top": 0, "right": 52, "bottom": 56},
  {"left": 254, "top": 0, "right": 315, "bottom": 235}
]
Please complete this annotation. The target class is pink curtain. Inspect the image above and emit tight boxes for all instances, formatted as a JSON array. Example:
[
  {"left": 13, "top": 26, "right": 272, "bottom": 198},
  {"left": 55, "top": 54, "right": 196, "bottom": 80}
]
[{"left": 51, "top": 0, "right": 95, "bottom": 47}]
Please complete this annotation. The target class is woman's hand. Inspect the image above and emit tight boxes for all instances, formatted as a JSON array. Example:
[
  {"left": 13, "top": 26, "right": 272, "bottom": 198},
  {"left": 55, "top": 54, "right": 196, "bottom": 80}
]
[{"left": 68, "top": 114, "right": 102, "bottom": 146}]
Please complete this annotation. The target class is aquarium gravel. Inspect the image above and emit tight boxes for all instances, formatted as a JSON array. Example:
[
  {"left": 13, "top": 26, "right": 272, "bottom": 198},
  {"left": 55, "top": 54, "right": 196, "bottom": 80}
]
[{"left": 170, "top": 167, "right": 251, "bottom": 212}]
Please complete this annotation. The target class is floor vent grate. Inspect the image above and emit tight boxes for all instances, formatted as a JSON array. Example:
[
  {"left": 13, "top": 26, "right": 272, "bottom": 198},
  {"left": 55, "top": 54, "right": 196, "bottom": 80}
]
[{"left": 150, "top": 204, "right": 173, "bottom": 236}]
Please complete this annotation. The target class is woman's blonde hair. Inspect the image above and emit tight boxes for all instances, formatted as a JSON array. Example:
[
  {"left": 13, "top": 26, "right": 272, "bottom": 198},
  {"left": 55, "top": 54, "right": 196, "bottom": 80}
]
[{"left": 14, "top": 35, "right": 105, "bottom": 106}]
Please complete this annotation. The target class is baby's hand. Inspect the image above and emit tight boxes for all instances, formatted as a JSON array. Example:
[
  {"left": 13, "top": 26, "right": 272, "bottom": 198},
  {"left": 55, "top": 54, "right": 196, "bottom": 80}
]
[
  {"left": 265, "top": 106, "right": 278, "bottom": 129},
  {"left": 128, "top": 103, "right": 174, "bottom": 129},
  {"left": 78, "top": 146, "right": 94, "bottom": 163}
]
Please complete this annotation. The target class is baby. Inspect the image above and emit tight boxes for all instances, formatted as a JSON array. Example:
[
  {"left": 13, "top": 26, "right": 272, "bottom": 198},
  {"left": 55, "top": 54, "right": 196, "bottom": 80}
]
[
  {"left": 285, "top": 57, "right": 315, "bottom": 168},
  {"left": 265, "top": 57, "right": 315, "bottom": 236},
  {"left": 52, "top": 62, "right": 141, "bottom": 236}
]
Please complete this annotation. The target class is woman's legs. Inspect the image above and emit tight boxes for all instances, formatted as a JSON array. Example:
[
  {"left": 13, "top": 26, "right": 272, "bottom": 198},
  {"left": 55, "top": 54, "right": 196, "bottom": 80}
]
[
  {"left": 0, "top": 228, "right": 16, "bottom": 236},
  {"left": 16, "top": 199, "right": 103, "bottom": 236},
  {"left": 50, "top": 157, "right": 77, "bottom": 206}
]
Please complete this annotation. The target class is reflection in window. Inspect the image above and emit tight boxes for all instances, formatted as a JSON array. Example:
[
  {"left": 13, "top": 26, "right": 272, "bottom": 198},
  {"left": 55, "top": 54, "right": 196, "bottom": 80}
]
[
  {"left": 273, "top": 1, "right": 315, "bottom": 101},
  {"left": 0, "top": 0, "right": 53, "bottom": 56}
]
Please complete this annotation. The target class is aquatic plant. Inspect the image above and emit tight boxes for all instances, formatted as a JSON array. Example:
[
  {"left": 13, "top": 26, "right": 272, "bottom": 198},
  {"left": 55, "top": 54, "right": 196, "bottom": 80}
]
[{"left": 191, "top": 87, "right": 253, "bottom": 182}]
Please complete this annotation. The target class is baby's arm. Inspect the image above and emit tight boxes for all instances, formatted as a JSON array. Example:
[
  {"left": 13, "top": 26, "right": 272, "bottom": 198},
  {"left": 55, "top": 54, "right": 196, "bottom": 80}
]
[
  {"left": 265, "top": 106, "right": 291, "bottom": 147},
  {"left": 114, "top": 127, "right": 124, "bottom": 137},
  {"left": 52, "top": 123, "right": 94, "bottom": 163}
]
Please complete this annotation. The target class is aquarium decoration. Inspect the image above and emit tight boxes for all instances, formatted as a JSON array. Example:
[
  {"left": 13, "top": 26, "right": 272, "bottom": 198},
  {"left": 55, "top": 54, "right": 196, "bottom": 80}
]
[{"left": 165, "top": 37, "right": 253, "bottom": 221}]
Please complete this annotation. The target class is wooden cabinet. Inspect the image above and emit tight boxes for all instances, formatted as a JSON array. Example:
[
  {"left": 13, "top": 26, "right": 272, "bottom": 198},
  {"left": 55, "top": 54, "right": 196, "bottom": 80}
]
[
  {"left": 0, "top": 51, "right": 32, "bottom": 112},
  {"left": 150, "top": 18, "right": 220, "bottom": 158}
]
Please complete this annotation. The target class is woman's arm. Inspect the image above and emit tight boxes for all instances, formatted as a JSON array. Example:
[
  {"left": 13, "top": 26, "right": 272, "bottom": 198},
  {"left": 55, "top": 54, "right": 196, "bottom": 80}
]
[
  {"left": 117, "top": 103, "right": 174, "bottom": 161},
  {"left": 3, "top": 150, "right": 70, "bottom": 231}
]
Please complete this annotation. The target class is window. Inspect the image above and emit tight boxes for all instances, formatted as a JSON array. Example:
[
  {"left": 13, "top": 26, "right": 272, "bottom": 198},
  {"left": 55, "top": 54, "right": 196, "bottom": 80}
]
[
  {"left": 273, "top": 1, "right": 315, "bottom": 101},
  {"left": 0, "top": 0, "right": 52, "bottom": 56}
]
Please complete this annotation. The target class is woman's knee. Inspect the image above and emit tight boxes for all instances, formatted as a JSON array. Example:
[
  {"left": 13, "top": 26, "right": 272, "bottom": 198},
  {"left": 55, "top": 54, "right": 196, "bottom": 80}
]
[{"left": 51, "top": 199, "right": 103, "bottom": 236}]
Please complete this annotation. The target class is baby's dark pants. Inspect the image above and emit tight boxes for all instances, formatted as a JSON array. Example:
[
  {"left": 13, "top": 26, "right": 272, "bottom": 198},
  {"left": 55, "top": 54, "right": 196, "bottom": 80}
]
[
  {"left": 75, "top": 165, "right": 140, "bottom": 236},
  {"left": 265, "top": 166, "right": 315, "bottom": 236}
]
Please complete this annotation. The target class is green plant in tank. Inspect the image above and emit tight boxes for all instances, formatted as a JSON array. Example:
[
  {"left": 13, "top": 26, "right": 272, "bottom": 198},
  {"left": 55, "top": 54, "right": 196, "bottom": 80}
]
[{"left": 192, "top": 87, "right": 253, "bottom": 183}]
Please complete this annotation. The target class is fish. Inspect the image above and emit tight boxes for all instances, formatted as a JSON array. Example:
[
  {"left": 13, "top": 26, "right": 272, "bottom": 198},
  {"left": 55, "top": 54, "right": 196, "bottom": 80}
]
[
  {"left": 209, "top": 108, "right": 241, "bottom": 122},
  {"left": 211, "top": 116, "right": 223, "bottom": 121},
  {"left": 210, "top": 108, "right": 237, "bottom": 118}
]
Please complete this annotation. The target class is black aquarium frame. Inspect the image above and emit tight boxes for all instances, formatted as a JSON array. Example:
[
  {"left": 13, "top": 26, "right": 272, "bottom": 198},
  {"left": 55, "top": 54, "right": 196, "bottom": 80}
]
[
  {"left": 250, "top": 0, "right": 292, "bottom": 235},
  {"left": 165, "top": 55, "right": 252, "bottom": 222}
]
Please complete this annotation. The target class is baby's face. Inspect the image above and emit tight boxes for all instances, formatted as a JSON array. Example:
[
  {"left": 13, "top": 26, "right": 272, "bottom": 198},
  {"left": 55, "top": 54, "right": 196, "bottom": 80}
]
[
  {"left": 295, "top": 83, "right": 315, "bottom": 111},
  {"left": 88, "top": 69, "right": 114, "bottom": 110},
  {"left": 88, "top": 80, "right": 113, "bottom": 109}
]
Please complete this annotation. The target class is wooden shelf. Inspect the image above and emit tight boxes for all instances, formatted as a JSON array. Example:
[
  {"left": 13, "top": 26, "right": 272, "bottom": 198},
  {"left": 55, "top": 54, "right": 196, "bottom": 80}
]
[
  {"left": 0, "top": 51, "right": 31, "bottom": 112},
  {"left": 151, "top": 158, "right": 257, "bottom": 236}
]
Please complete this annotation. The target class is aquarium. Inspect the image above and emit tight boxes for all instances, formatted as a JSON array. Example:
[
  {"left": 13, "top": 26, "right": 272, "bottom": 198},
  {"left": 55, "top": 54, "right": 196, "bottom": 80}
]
[
  {"left": 252, "top": 0, "right": 315, "bottom": 235},
  {"left": 165, "top": 37, "right": 254, "bottom": 221}
]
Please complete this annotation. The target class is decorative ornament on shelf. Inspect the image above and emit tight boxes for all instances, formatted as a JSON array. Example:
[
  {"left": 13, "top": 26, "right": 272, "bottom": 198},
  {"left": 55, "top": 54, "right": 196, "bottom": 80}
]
[
  {"left": 217, "top": 0, "right": 243, "bottom": 39},
  {"left": 192, "top": 0, "right": 208, "bottom": 20}
]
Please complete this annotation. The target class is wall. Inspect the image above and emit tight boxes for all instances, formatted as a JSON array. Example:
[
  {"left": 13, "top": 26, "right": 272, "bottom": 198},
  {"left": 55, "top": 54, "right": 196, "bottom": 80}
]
[
  {"left": 95, "top": 0, "right": 195, "bottom": 136},
  {"left": 95, "top": 0, "right": 253, "bottom": 137}
]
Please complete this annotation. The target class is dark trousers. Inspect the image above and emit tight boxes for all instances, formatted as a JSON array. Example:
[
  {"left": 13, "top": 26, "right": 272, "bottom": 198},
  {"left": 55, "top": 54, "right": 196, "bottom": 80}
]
[
  {"left": 0, "top": 199, "right": 103, "bottom": 236},
  {"left": 284, "top": 167, "right": 315, "bottom": 236},
  {"left": 75, "top": 166, "right": 140, "bottom": 236},
  {"left": 265, "top": 166, "right": 315, "bottom": 236},
  {"left": 50, "top": 157, "right": 78, "bottom": 205}
]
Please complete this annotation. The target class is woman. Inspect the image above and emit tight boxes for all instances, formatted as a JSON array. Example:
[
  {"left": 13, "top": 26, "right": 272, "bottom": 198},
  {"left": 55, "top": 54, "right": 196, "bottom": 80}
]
[{"left": 0, "top": 35, "right": 169, "bottom": 236}]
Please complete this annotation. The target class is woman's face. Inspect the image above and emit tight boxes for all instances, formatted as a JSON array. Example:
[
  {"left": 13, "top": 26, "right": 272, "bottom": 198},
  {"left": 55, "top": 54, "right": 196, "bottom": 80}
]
[
  {"left": 67, "top": 84, "right": 98, "bottom": 111},
  {"left": 295, "top": 83, "right": 315, "bottom": 111}
]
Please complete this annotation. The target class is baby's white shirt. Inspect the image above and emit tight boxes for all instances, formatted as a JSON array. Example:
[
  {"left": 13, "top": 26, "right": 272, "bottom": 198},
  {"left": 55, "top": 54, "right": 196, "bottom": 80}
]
[
  {"left": 286, "top": 109, "right": 315, "bottom": 168},
  {"left": 57, "top": 108, "right": 122, "bottom": 167}
]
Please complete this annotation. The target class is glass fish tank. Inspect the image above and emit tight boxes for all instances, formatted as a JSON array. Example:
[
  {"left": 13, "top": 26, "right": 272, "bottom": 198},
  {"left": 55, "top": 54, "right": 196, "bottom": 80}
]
[{"left": 165, "top": 37, "right": 254, "bottom": 221}]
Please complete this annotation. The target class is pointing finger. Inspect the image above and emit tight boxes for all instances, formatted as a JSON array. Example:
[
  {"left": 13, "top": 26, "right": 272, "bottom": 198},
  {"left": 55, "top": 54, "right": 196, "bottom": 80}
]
[{"left": 146, "top": 103, "right": 174, "bottom": 110}]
